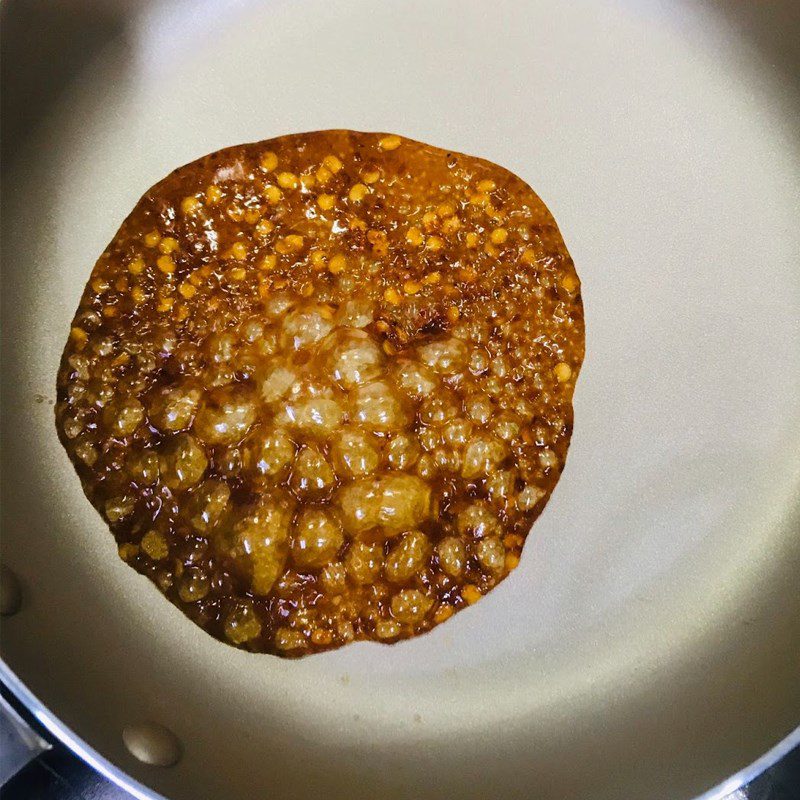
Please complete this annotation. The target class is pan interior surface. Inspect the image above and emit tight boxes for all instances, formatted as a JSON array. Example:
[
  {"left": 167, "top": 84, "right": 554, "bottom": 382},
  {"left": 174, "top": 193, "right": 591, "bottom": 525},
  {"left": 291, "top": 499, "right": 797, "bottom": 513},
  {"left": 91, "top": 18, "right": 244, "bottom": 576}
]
[{"left": 1, "top": 1, "right": 799, "bottom": 799}]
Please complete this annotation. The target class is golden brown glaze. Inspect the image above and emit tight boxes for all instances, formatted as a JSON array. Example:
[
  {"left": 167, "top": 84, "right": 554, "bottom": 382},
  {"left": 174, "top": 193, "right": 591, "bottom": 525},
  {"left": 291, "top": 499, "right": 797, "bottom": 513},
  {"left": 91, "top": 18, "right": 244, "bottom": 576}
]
[{"left": 55, "top": 130, "right": 584, "bottom": 656}]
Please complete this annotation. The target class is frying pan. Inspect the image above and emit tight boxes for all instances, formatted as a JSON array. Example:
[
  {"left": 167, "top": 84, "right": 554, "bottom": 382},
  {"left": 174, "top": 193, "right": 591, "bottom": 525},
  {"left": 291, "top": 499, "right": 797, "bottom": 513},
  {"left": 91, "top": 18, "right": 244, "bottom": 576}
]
[{"left": 1, "top": 1, "right": 799, "bottom": 798}]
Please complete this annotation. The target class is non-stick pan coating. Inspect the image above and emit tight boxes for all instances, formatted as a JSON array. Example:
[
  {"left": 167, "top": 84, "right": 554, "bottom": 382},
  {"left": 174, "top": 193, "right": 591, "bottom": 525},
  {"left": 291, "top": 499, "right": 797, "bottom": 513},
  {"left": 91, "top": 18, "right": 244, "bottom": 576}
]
[{"left": 2, "top": 2, "right": 799, "bottom": 799}]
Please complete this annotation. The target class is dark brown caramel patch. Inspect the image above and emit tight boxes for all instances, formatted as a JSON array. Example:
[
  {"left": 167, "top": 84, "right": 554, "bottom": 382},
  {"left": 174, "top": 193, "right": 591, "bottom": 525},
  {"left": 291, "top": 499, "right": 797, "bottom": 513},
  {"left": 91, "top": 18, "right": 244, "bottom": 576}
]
[{"left": 56, "top": 130, "right": 584, "bottom": 656}]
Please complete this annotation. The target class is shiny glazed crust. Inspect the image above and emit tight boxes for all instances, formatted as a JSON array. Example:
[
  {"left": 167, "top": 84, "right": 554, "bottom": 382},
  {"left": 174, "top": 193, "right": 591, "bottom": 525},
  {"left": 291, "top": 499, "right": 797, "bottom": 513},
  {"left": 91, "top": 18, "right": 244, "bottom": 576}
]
[{"left": 55, "top": 130, "right": 584, "bottom": 656}]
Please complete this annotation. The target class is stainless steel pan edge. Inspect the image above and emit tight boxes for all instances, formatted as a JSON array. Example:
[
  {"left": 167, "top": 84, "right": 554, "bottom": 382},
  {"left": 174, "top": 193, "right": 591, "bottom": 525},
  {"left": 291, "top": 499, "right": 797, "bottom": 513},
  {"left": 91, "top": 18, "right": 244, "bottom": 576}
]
[{"left": 1, "top": 660, "right": 798, "bottom": 800}]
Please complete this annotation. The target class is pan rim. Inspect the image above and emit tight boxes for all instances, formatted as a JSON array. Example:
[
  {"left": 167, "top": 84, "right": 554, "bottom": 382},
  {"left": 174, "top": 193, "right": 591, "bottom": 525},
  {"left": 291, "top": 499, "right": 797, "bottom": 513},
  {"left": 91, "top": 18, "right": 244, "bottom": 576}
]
[{"left": 1, "top": 659, "right": 798, "bottom": 800}]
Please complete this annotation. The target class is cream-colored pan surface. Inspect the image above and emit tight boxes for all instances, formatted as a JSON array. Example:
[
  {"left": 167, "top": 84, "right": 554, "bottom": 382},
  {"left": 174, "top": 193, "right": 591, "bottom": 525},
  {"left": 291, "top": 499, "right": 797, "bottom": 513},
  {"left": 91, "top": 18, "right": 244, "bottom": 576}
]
[{"left": 1, "top": 1, "right": 798, "bottom": 798}]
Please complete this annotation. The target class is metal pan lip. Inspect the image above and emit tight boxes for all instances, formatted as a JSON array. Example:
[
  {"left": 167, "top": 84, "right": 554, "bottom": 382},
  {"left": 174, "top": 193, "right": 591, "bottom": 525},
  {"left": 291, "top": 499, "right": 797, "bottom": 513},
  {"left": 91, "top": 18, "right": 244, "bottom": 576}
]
[
  {"left": 2, "top": 658, "right": 798, "bottom": 800},
  {"left": 0, "top": 661, "right": 163, "bottom": 800}
]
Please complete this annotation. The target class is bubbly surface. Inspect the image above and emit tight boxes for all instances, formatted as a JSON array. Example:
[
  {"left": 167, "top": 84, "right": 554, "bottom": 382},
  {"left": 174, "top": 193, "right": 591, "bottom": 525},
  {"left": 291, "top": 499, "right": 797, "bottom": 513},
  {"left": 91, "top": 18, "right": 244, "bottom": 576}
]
[{"left": 55, "top": 130, "right": 584, "bottom": 656}]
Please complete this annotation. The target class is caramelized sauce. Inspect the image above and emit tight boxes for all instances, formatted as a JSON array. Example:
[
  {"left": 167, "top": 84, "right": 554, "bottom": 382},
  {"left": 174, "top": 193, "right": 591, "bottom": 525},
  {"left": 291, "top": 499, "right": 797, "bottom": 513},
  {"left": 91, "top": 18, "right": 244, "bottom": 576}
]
[{"left": 55, "top": 130, "right": 584, "bottom": 656}]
